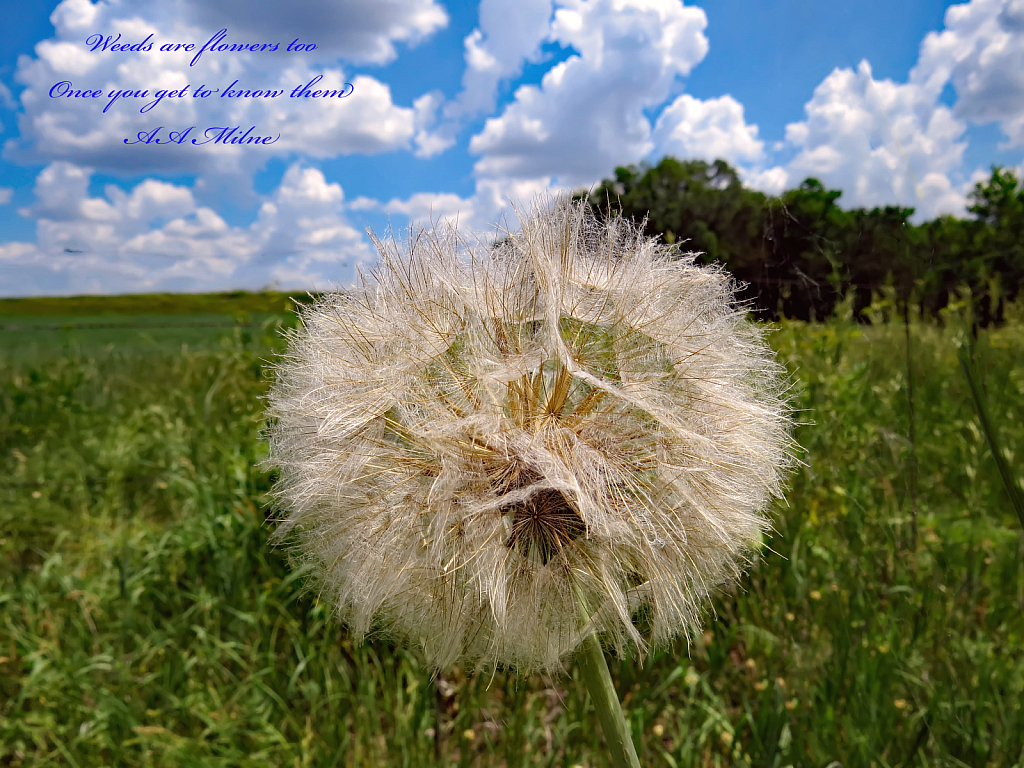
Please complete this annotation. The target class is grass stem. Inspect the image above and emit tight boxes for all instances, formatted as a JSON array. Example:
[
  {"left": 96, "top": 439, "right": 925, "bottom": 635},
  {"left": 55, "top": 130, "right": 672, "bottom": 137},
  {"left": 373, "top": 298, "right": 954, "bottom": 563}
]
[
  {"left": 959, "top": 349, "right": 1024, "bottom": 530},
  {"left": 576, "top": 633, "right": 641, "bottom": 768}
]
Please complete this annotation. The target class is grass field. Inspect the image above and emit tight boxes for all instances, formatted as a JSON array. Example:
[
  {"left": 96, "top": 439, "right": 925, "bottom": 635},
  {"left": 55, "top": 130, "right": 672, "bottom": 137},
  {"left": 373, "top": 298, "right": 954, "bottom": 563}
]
[
  {"left": 0, "top": 292, "right": 308, "bottom": 361},
  {"left": 1, "top": 295, "right": 1023, "bottom": 767}
]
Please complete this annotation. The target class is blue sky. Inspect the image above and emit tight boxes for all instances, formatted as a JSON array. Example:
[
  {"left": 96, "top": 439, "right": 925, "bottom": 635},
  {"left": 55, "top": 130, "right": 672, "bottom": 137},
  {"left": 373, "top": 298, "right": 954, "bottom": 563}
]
[{"left": 1, "top": 0, "right": 1023, "bottom": 296}]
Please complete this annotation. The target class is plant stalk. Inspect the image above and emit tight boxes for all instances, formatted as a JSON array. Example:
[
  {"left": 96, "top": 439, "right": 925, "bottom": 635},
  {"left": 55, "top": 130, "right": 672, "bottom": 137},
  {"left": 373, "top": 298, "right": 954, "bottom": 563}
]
[
  {"left": 576, "top": 632, "right": 641, "bottom": 768},
  {"left": 959, "top": 349, "right": 1024, "bottom": 530},
  {"left": 903, "top": 301, "right": 918, "bottom": 551}
]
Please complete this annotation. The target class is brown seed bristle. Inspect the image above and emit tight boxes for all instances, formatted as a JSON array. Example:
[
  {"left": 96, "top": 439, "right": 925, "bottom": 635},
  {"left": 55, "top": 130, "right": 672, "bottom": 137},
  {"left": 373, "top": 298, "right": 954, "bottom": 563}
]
[{"left": 504, "top": 488, "right": 586, "bottom": 565}]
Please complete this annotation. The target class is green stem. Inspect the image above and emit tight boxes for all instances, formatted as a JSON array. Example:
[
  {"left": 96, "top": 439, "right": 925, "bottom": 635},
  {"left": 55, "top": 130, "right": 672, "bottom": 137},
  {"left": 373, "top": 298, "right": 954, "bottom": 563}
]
[
  {"left": 959, "top": 349, "right": 1024, "bottom": 530},
  {"left": 576, "top": 632, "right": 641, "bottom": 768}
]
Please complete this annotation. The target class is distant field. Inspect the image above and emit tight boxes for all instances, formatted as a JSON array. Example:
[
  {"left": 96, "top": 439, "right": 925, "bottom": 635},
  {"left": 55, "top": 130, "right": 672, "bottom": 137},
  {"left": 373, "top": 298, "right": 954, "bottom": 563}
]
[
  {"left": 0, "top": 292, "right": 309, "bottom": 360},
  {"left": 1, "top": 295, "right": 1023, "bottom": 767},
  {"left": 0, "top": 291, "right": 310, "bottom": 317}
]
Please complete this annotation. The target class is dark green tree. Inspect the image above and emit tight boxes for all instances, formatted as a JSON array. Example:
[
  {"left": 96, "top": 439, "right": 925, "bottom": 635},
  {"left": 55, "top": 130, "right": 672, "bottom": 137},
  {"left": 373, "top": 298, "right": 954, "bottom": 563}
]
[{"left": 580, "top": 157, "right": 1024, "bottom": 324}]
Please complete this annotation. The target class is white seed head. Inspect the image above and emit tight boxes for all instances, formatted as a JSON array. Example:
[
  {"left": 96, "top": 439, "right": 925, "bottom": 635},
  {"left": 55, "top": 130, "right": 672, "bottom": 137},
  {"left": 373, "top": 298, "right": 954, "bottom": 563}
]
[{"left": 265, "top": 195, "right": 795, "bottom": 672}]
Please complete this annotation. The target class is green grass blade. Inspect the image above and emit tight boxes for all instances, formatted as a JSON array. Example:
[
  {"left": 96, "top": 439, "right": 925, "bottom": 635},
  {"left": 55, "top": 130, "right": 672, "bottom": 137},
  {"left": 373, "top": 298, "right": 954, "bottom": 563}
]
[{"left": 959, "top": 349, "right": 1024, "bottom": 530}]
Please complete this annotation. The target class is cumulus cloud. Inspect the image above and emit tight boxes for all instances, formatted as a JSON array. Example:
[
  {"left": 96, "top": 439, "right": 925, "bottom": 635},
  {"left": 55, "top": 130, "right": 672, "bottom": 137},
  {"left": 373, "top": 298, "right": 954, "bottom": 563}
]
[
  {"left": 10, "top": 0, "right": 1024, "bottom": 298},
  {"left": 0, "top": 188, "right": 13, "bottom": 205},
  {"left": 652, "top": 93, "right": 764, "bottom": 166},
  {"left": 376, "top": 0, "right": 781, "bottom": 248},
  {"left": 779, "top": 59, "right": 969, "bottom": 219},
  {"left": 408, "top": 0, "right": 555, "bottom": 158},
  {"left": 741, "top": 166, "right": 789, "bottom": 196},
  {"left": 915, "top": 0, "right": 1024, "bottom": 146},
  {"left": 365, "top": 0, "right": 719, "bottom": 240},
  {"left": 6, "top": 0, "right": 444, "bottom": 175},
  {"left": 469, "top": 0, "right": 709, "bottom": 187},
  {"left": 0, "top": 81, "right": 15, "bottom": 110},
  {"left": 396, "top": 0, "right": 782, "bottom": 241},
  {"left": 191, "top": 0, "right": 448, "bottom": 65},
  {"left": 768, "top": 0, "right": 1024, "bottom": 218},
  {"left": 450, "top": 0, "right": 554, "bottom": 119},
  {"left": 0, "top": 161, "right": 371, "bottom": 295}
]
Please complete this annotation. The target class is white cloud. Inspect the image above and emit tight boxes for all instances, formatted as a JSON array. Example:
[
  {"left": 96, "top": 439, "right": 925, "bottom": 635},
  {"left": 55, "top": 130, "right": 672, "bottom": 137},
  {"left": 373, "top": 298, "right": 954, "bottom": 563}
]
[
  {"left": 5, "top": 0, "right": 441, "bottom": 176},
  {"left": 411, "top": 90, "right": 452, "bottom": 158},
  {"left": 0, "top": 188, "right": 13, "bottom": 205},
  {"left": 917, "top": 0, "right": 1024, "bottom": 146},
  {"left": 450, "top": 0, "right": 554, "bottom": 119},
  {"left": 469, "top": 0, "right": 709, "bottom": 187},
  {"left": 363, "top": 0, "right": 715, "bottom": 244},
  {"left": 768, "top": 0, "right": 1024, "bottom": 217},
  {"left": 412, "top": 0, "right": 555, "bottom": 158},
  {"left": 45, "top": 0, "right": 448, "bottom": 67},
  {"left": 652, "top": 93, "right": 764, "bottom": 166},
  {"left": 780, "top": 60, "right": 969, "bottom": 219},
  {"left": 192, "top": 0, "right": 448, "bottom": 66},
  {"left": 370, "top": 176, "right": 561, "bottom": 243},
  {"left": 1, "top": 161, "right": 372, "bottom": 295},
  {"left": 741, "top": 166, "right": 789, "bottom": 196}
]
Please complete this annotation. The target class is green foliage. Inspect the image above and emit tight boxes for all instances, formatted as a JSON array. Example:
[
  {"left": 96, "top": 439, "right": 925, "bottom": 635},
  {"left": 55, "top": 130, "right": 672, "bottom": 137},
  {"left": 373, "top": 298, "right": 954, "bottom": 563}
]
[
  {"left": 583, "top": 158, "right": 1024, "bottom": 325},
  {"left": 1, "top": 305, "right": 1023, "bottom": 767}
]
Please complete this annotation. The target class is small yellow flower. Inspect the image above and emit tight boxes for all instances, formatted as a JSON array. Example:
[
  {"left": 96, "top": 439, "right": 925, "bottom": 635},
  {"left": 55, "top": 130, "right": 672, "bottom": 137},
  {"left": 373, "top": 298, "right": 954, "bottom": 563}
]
[
  {"left": 754, "top": 680, "right": 768, "bottom": 691},
  {"left": 684, "top": 668, "right": 700, "bottom": 687},
  {"left": 776, "top": 677, "right": 786, "bottom": 689},
  {"left": 652, "top": 723, "right": 665, "bottom": 737},
  {"left": 785, "top": 612, "right": 795, "bottom": 622},
  {"left": 462, "top": 729, "right": 476, "bottom": 741},
  {"left": 877, "top": 643, "right": 889, "bottom": 654},
  {"left": 785, "top": 698, "right": 798, "bottom": 710},
  {"left": 720, "top": 731, "right": 733, "bottom": 747},
  {"left": 893, "top": 699, "right": 907, "bottom": 710},
  {"left": 744, "top": 658, "right": 757, "bottom": 670},
  {"left": 809, "top": 590, "right": 821, "bottom": 600}
]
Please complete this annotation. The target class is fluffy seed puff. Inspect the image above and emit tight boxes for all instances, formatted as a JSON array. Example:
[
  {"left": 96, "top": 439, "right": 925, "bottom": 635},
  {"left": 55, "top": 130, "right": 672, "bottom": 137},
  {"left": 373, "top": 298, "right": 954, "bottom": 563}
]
[{"left": 265, "top": 196, "right": 795, "bottom": 672}]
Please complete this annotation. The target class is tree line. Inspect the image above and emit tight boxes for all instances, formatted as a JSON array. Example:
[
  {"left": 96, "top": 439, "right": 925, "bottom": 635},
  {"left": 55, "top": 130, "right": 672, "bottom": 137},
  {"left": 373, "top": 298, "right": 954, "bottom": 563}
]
[{"left": 578, "top": 158, "right": 1024, "bottom": 325}]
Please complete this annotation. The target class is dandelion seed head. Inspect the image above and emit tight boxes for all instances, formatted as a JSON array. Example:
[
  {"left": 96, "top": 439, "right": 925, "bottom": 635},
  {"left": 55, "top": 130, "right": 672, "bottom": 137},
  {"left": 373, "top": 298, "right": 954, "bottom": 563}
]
[{"left": 265, "top": 195, "right": 796, "bottom": 672}]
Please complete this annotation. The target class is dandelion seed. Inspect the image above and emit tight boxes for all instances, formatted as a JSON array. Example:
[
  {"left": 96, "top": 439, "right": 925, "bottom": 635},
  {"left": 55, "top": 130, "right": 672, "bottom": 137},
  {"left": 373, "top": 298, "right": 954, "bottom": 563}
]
[
  {"left": 266, "top": 195, "right": 795, "bottom": 671},
  {"left": 265, "top": 195, "right": 796, "bottom": 767}
]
